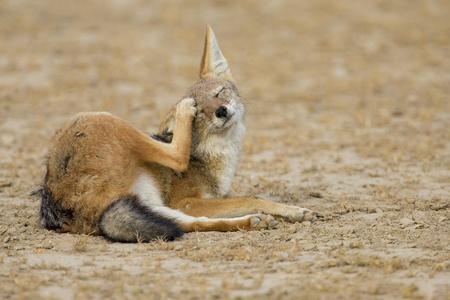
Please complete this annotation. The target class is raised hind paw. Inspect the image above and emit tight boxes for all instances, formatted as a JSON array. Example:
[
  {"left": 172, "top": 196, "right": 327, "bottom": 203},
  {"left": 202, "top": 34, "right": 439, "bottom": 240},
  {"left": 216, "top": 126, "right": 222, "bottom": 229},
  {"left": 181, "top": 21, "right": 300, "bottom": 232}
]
[
  {"left": 250, "top": 214, "right": 278, "bottom": 230},
  {"left": 177, "top": 98, "right": 197, "bottom": 118}
]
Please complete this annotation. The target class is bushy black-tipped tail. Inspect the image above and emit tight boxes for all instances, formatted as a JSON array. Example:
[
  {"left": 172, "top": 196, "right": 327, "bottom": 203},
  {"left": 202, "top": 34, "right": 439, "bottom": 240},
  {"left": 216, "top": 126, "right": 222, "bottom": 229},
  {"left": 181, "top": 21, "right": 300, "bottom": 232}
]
[
  {"left": 32, "top": 174, "right": 72, "bottom": 231},
  {"left": 98, "top": 195, "right": 184, "bottom": 243}
]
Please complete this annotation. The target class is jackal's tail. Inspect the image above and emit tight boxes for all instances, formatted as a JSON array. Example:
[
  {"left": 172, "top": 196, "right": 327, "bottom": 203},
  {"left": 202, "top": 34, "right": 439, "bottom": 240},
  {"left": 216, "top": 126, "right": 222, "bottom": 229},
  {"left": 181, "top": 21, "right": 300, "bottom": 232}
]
[
  {"left": 98, "top": 195, "right": 184, "bottom": 243},
  {"left": 32, "top": 177, "right": 72, "bottom": 231}
]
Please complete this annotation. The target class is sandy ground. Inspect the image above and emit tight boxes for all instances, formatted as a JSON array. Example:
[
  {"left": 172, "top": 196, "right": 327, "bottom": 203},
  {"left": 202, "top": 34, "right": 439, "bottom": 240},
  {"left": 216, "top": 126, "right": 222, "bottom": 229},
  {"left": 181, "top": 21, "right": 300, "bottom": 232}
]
[{"left": 1, "top": 0, "right": 449, "bottom": 299}]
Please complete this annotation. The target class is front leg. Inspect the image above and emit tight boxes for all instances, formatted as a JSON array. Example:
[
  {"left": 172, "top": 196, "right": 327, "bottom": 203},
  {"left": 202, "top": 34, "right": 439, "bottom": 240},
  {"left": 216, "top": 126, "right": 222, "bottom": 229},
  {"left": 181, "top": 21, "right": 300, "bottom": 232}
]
[{"left": 171, "top": 196, "right": 316, "bottom": 223}]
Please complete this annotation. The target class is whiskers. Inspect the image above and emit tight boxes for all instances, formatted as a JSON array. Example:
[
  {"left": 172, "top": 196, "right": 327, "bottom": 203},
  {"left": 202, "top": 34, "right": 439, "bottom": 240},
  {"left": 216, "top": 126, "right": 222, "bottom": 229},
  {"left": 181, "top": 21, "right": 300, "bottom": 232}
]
[{"left": 198, "top": 122, "right": 215, "bottom": 139}]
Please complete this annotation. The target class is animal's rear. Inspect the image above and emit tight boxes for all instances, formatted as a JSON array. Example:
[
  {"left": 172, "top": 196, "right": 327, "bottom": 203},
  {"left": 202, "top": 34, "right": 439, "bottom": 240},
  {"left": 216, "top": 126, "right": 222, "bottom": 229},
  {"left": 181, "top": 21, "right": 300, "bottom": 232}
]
[
  {"left": 35, "top": 182, "right": 184, "bottom": 242},
  {"left": 36, "top": 112, "right": 185, "bottom": 242}
]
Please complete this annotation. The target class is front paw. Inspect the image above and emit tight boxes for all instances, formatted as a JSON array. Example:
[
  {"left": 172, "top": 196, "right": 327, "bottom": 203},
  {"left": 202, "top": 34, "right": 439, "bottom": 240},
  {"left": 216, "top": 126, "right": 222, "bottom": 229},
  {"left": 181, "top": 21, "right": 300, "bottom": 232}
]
[
  {"left": 285, "top": 208, "right": 317, "bottom": 223},
  {"left": 250, "top": 214, "right": 278, "bottom": 230},
  {"left": 177, "top": 98, "right": 197, "bottom": 118}
]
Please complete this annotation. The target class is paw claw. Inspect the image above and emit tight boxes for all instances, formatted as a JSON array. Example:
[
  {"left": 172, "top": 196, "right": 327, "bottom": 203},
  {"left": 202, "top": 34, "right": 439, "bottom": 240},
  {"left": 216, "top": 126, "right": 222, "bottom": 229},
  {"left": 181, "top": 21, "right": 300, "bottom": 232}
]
[
  {"left": 251, "top": 216, "right": 262, "bottom": 228},
  {"left": 178, "top": 98, "right": 197, "bottom": 117},
  {"left": 303, "top": 210, "right": 316, "bottom": 222},
  {"left": 250, "top": 214, "right": 277, "bottom": 230},
  {"left": 285, "top": 208, "right": 317, "bottom": 223},
  {"left": 268, "top": 220, "right": 278, "bottom": 228}
]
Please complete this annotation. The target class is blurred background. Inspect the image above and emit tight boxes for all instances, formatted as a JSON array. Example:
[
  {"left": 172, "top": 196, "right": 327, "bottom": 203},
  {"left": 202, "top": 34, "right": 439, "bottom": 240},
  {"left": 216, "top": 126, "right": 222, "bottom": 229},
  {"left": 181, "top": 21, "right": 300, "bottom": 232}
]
[
  {"left": 2, "top": 0, "right": 448, "bottom": 117},
  {"left": 1, "top": 1, "right": 449, "bottom": 299}
]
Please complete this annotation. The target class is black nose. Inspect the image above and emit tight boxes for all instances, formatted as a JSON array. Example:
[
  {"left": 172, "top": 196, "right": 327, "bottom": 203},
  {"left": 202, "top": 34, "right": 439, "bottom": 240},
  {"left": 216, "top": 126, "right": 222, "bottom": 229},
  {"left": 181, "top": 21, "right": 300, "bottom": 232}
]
[{"left": 215, "top": 106, "right": 228, "bottom": 118}]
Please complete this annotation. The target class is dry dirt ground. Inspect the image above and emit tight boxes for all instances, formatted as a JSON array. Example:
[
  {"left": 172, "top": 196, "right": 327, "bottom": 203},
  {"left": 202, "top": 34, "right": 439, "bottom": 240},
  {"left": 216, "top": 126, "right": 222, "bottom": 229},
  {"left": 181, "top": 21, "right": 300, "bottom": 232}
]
[{"left": 1, "top": 1, "right": 449, "bottom": 299}]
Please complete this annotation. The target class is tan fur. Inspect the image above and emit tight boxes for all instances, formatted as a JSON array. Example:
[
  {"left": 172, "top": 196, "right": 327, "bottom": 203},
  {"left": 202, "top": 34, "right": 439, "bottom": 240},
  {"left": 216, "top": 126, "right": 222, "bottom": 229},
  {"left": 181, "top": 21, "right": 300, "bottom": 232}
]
[
  {"left": 41, "top": 26, "right": 315, "bottom": 240},
  {"left": 45, "top": 102, "right": 195, "bottom": 234}
]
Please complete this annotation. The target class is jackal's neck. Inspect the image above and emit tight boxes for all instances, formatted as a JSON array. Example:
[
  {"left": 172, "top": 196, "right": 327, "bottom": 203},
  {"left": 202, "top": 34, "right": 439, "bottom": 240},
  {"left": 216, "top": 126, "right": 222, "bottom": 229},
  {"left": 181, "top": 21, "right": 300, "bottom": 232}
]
[
  {"left": 193, "top": 122, "right": 245, "bottom": 157},
  {"left": 191, "top": 122, "right": 245, "bottom": 197}
]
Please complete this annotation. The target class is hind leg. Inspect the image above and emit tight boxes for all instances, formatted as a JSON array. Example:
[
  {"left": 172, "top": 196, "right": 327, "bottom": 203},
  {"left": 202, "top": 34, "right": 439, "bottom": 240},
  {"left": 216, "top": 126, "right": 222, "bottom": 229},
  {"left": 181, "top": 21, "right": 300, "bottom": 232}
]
[
  {"left": 132, "top": 98, "right": 197, "bottom": 172},
  {"left": 150, "top": 206, "right": 278, "bottom": 232}
]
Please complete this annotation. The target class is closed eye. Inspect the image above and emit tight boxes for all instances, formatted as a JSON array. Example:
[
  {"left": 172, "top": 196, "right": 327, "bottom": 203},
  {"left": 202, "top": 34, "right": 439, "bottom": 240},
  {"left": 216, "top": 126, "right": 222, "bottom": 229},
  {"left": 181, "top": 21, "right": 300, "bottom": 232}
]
[{"left": 215, "top": 87, "right": 224, "bottom": 97}]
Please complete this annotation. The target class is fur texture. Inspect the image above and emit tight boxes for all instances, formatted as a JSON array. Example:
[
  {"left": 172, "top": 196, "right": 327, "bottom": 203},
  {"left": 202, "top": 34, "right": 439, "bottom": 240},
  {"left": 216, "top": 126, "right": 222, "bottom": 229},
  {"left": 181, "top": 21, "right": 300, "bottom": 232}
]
[
  {"left": 33, "top": 180, "right": 72, "bottom": 230},
  {"left": 98, "top": 195, "right": 183, "bottom": 242},
  {"left": 36, "top": 26, "right": 315, "bottom": 243}
]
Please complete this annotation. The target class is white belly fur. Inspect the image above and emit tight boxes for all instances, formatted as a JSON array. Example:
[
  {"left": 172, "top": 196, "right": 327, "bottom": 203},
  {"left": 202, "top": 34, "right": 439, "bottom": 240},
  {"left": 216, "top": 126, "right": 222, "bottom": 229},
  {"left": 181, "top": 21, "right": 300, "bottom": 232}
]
[
  {"left": 130, "top": 173, "right": 208, "bottom": 222},
  {"left": 129, "top": 173, "right": 164, "bottom": 206}
]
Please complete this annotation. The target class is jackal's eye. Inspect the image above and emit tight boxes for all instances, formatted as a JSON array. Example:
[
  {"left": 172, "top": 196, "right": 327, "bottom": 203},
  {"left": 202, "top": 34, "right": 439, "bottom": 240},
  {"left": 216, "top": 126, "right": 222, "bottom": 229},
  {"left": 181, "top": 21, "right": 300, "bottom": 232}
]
[{"left": 215, "top": 87, "right": 224, "bottom": 98}]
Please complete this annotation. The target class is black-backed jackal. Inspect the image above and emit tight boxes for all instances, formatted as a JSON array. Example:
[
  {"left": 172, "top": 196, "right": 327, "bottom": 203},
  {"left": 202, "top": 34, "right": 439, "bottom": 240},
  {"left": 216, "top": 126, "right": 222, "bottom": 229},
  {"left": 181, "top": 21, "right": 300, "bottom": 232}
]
[{"left": 35, "top": 26, "right": 315, "bottom": 242}]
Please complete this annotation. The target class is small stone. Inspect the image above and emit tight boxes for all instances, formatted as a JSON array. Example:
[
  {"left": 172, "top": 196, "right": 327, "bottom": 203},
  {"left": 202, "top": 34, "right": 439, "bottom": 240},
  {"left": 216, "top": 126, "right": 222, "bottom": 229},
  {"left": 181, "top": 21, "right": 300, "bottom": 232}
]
[
  {"left": 309, "top": 192, "right": 323, "bottom": 198},
  {"left": 0, "top": 226, "right": 7, "bottom": 235},
  {"left": 174, "top": 244, "right": 183, "bottom": 251},
  {"left": 411, "top": 211, "right": 427, "bottom": 223},
  {"left": 430, "top": 202, "right": 449, "bottom": 211},
  {"left": 36, "top": 241, "right": 54, "bottom": 249},
  {"left": 375, "top": 208, "right": 383, "bottom": 214},
  {"left": 36, "top": 234, "right": 46, "bottom": 240},
  {"left": 302, "top": 221, "right": 312, "bottom": 227},
  {"left": 302, "top": 243, "right": 317, "bottom": 251},
  {"left": 400, "top": 218, "right": 415, "bottom": 228},
  {"left": 0, "top": 181, "right": 12, "bottom": 188},
  {"left": 286, "top": 226, "right": 297, "bottom": 234}
]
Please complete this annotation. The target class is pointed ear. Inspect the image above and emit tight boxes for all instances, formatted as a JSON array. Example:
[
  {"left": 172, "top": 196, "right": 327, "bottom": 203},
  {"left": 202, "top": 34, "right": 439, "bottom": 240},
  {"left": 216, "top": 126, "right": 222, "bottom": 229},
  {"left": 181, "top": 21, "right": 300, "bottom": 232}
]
[{"left": 199, "top": 25, "right": 233, "bottom": 81}]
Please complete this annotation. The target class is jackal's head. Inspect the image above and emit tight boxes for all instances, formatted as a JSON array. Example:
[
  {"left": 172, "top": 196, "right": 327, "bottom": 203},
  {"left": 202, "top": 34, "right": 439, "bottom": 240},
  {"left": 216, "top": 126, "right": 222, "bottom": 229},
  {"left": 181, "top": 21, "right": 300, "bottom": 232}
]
[{"left": 159, "top": 26, "right": 245, "bottom": 152}]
